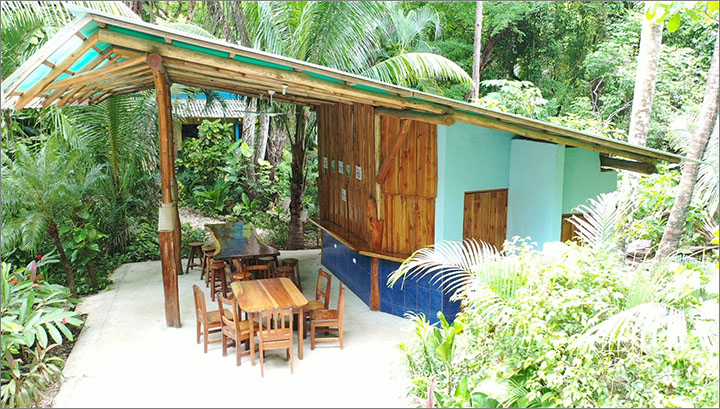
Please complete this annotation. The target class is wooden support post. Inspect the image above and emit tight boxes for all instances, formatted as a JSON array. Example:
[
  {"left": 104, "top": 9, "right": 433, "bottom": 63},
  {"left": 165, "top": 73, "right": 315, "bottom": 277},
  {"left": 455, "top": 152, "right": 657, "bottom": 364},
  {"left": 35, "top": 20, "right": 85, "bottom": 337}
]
[
  {"left": 152, "top": 54, "right": 181, "bottom": 328},
  {"left": 370, "top": 257, "right": 380, "bottom": 311},
  {"left": 376, "top": 119, "right": 411, "bottom": 185}
]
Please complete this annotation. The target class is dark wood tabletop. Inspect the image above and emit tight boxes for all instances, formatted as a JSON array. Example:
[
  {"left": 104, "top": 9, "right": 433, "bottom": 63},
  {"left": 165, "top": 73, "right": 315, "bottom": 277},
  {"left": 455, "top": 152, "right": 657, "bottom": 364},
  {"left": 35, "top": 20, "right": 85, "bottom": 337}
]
[{"left": 205, "top": 222, "right": 280, "bottom": 259}]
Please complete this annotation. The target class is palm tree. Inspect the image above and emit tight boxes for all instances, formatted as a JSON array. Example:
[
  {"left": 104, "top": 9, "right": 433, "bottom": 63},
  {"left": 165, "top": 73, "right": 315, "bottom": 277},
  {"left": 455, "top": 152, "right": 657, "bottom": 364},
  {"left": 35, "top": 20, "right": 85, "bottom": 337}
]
[
  {"left": 2, "top": 128, "right": 106, "bottom": 296},
  {"left": 388, "top": 192, "right": 717, "bottom": 353},
  {"left": 242, "top": 1, "right": 471, "bottom": 249},
  {"left": 657, "top": 33, "right": 720, "bottom": 259}
]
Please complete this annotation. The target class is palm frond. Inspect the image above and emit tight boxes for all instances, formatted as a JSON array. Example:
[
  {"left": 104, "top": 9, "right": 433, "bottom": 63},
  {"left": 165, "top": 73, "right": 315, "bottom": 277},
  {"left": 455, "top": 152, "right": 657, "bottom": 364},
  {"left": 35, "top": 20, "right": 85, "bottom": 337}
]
[
  {"left": 364, "top": 53, "right": 471, "bottom": 88},
  {"left": 568, "top": 192, "right": 630, "bottom": 252}
]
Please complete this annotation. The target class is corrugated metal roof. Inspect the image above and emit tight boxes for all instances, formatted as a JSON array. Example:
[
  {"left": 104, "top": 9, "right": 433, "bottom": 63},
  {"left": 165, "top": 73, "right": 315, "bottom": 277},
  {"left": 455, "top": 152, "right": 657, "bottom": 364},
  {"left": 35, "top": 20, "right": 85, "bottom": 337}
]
[
  {"left": 0, "top": 5, "right": 692, "bottom": 165},
  {"left": 173, "top": 98, "right": 246, "bottom": 118}
]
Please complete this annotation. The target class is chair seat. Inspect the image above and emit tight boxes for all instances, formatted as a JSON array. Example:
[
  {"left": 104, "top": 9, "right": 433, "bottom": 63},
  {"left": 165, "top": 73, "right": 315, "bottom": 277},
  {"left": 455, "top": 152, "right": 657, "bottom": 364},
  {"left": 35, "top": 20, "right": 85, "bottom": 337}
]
[
  {"left": 310, "top": 309, "right": 338, "bottom": 321},
  {"left": 305, "top": 300, "right": 325, "bottom": 312},
  {"left": 224, "top": 319, "right": 260, "bottom": 337},
  {"left": 206, "top": 308, "right": 232, "bottom": 325},
  {"left": 189, "top": 242, "right": 203, "bottom": 247}
]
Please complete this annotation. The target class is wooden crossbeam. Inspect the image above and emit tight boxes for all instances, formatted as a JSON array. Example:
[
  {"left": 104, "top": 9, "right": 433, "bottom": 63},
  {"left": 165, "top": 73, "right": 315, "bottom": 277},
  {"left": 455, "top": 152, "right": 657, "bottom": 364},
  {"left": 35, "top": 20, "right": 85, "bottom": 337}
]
[
  {"left": 42, "top": 46, "right": 116, "bottom": 108},
  {"left": 16, "top": 32, "right": 99, "bottom": 110},
  {"left": 45, "top": 54, "right": 148, "bottom": 91},
  {"left": 376, "top": 107, "right": 455, "bottom": 126},
  {"left": 600, "top": 155, "right": 657, "bottom": 175},
  {"left": 376, "top": 119, "right": 411, "bottom": 185}
]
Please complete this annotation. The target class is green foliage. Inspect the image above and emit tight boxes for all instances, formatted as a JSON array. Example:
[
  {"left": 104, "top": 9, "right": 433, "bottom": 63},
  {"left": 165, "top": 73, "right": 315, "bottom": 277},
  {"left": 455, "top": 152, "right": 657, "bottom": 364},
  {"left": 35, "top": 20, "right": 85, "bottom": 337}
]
[
  {"left": 1, "top": 258, "right": 83, "bottom": 408},
  {"left": 393, "top": 195, "right": 719, "bottom": 408},
  {"left": 477, "top": 80, "right": 548, "bottom": 119},
  {"left": 176, "top": 119, "right": 234, "bottom": 191}
]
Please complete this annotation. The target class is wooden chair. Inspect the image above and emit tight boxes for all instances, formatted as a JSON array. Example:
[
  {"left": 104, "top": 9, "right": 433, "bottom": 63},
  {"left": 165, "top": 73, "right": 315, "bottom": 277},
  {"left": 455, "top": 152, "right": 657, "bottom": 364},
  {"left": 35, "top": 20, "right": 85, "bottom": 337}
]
[
  {"left": 192, "top": 285, "right": 229, "bottom": 353},
  {"left": 216, "top": 294, "right": 259, "bottom": 366},
  {"left": 257, "top": 256, "right": 278, "bottom": 275},
  {"left": 310, "top": 283, "right": 345, "bottom": 350},
  {"left": 186, "top": 242, "right": 203, "bottom": 274},
  {"left": 201, "top": 246, "right": 216, "bottom": 285},
  {"left": 256, "top": 308, "right": 294, "bottom": 377},
  {"left": 280, "top": 258, "right": 302, "bottom": 291},
  {"left": 302, "top": 269, "right": 332, "bottom": 337},
  {"left": 230, "top": 257, "right": 252, "bottom": 281},
  {"left": 209, "top": 259, "right": 229, "bottom": 301},
  {"left": 244, "top": 264, "right": 271, "bottom": 280}
]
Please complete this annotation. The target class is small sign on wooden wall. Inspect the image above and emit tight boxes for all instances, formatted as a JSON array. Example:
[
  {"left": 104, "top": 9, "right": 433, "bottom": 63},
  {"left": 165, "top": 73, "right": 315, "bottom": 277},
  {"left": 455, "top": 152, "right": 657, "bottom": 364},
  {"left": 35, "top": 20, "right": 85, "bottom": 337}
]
[
  {"left": 345, "top": 163, "right": 351, "bottom": 177},
  {"left": 331, "top": 159, "right": 336, "bottom": 172},
  {"left": 338, "top": 160, "right": 344, "bottom": 174},
  {"left": 341, "top": 188, "right": 347, "bottom": 201},
  {"left": 355, "top": 165, "right": 362, "bottom": 180},
  {"left": 323, "top": 156, "right": 328, "bottom": 169}
]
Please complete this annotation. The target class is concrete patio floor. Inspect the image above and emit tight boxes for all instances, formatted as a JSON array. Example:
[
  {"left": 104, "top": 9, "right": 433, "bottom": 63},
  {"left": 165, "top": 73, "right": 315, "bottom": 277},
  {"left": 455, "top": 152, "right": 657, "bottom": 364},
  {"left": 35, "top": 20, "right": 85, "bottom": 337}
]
[{"left": 52, "top": 250, "right": 416, "bottom": 408}]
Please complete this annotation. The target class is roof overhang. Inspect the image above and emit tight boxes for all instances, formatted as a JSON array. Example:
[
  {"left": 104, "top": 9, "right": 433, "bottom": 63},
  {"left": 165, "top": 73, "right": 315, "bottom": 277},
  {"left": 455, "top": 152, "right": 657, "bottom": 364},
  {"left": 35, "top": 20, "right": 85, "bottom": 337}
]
[{"left": 1, "top": 6, "right": 690, "bottom": 165}]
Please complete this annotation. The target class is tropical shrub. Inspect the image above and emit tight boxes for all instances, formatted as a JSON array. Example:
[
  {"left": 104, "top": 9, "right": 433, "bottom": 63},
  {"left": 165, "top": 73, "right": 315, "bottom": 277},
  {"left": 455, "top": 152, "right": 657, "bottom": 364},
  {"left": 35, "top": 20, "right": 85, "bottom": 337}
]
[
  {"left": 176, "top": 119, "right": 234, "bottom": 193},
  {"left": 1, "top": 257, "right": 83, "bottom": 408},
  {"left": 390, "top": 194, "right": 719, "bottom": 408}
]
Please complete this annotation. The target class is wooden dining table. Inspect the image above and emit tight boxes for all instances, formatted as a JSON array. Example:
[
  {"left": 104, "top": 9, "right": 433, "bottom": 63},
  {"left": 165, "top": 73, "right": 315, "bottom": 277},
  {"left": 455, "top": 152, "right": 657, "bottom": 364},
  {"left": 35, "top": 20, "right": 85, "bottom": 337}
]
[
  {"left": 231, "top": 278, "right": 308, "bottom": 363},
  {"left": 205, "top": 222, "right": 280, "bottom": 260}
]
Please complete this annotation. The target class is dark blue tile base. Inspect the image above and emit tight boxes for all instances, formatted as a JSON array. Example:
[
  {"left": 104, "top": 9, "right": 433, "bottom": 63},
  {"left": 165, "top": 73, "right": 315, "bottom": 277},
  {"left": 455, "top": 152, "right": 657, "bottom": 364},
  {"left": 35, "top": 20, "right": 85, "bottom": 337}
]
[{"left": 321, "top": 231, "right": 460, "bottom": 323}]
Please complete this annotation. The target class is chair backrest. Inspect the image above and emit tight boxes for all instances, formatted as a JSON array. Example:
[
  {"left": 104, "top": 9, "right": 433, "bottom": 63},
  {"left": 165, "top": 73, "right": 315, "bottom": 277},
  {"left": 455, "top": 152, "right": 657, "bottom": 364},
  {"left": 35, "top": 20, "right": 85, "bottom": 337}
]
[
  {"left": 337, "top": 283, "right": 345, "bottom": 322},
  {"left": 192, "top": 284, "right": 207, "bottom": 322},
  {"left": 316, "top": 269, "right": 332, "bottom": 309},
  {"left": 245, "top": 264, "right": 270, "bottom": 279},
  {"left": 216, "top": 293, "right": 239, "bottom": 334},
  {"left": 257, "top": 308, "right": 293, "bottom": 342}
]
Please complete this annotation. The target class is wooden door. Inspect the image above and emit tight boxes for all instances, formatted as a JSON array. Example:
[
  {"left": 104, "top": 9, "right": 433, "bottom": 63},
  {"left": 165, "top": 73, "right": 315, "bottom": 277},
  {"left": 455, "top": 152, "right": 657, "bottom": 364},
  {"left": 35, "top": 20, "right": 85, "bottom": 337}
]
[{"left": 463, "top": 189, "right": 508, "bottom": 250}]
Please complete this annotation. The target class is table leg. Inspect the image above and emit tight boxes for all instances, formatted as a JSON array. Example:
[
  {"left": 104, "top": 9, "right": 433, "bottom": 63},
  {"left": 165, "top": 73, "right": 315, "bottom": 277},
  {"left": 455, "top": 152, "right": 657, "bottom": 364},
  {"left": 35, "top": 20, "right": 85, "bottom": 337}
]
[
  {"left": 297, "top": 307, "right": 304, "bottom": 360},
  {"left": 250, "top": 312, "right": 256, "bottom": 366}
]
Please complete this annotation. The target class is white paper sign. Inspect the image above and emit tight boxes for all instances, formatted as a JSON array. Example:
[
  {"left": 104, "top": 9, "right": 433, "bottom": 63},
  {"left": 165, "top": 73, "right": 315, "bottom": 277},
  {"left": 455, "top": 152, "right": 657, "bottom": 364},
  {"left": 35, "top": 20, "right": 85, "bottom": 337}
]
[
  {"left": 355, "top": 165, "right": 362, "bottom": 180},
  {"left": 345, "top": 163, "right": 351, "bottom": 177},
  {"left": 323, "top": 156, "right": 328, "bottom": 169},
  {"left": 341, "top": 188, "right": 347, "bottom": 201},
  {"left": 338, "top": 160, "right": 344, "bottom": 174}
]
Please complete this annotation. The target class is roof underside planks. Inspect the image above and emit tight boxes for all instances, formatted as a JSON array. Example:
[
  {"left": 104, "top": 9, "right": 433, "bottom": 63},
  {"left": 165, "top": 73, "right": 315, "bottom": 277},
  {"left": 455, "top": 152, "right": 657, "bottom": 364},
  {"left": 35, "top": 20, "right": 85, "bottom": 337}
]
[{"left": 1, "top": 6, "right": 690, "bottom": 165}]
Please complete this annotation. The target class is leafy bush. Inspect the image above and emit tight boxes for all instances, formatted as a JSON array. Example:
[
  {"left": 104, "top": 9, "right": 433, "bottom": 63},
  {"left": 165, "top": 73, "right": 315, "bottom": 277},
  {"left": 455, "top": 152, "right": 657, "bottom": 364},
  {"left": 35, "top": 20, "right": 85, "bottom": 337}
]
[
  {"left": 176, "top": 119, "right": 234, "bottom": 192},
  {"left": 391, "top": 194, "right": 719, "bottom": 408},
  {"left": 1, "top": 257, "right": 83, "bottom": 408}
]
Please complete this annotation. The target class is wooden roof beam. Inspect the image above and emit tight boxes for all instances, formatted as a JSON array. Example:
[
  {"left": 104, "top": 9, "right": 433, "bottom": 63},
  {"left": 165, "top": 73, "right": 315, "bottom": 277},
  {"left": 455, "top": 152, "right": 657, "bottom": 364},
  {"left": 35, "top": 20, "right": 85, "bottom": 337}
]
[
  {"left": 376, "top": 119, "right": 411, "bottom": 184},
  {"left": 96, "top": 29, "right": 442, "bottom": 114},
  {"left": 16, "top": 31, "right": 100, "bottom": 110},
  {"left": 45, "top": 54, "right": 148, "bottom": 91},
  {"left": 600, "top": 155, "right": 657, "bottom": 175},
  {"left": 376, "top": 107, "right": 455, "bottom": 126}
]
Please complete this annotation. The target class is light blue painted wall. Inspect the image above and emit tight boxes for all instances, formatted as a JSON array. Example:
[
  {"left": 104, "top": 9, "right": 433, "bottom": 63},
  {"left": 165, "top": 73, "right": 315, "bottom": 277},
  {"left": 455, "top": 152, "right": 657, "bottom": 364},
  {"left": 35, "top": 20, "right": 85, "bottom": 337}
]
[
  {"left": 435, "top": 123, "right": 514, "bottom": 242},
  {"left": 562, "top": 148, "right": 618, "bottom": 213},
  {"left": 506, "top": 139, "right": 565, "bottom": 245}
]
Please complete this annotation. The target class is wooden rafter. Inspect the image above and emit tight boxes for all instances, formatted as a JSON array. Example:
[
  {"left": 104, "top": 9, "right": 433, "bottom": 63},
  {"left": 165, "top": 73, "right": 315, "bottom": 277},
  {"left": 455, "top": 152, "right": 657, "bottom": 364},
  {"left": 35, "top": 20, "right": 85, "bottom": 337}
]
[
  {"left": 376, "top": 119, "right": 411, "bottom": 185},
  {"left": 15, "top": 31, "right": 100, "bottom": 110},
  {"left": 42, "top": 46, "right": 116, "bottom": 108},
  {"left": 375, "top": 107, "right": 455, "bottom": 126},
  {"left": 45, "top": 54, "right": 148, "bottom": 91}
]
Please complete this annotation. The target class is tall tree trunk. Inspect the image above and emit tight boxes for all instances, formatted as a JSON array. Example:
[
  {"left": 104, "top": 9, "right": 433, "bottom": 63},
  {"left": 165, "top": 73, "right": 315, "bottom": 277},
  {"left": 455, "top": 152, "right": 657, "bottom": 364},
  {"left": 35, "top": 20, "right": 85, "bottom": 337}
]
[
  {"left": 48, "top": 220, "right": 77, "bottom": 297},
  {"left": 286, "top": 105, "right": 307, "bottom": 250},
  {"left": 87, "top": 259, "right": 99, "bottom": 290},
  {"left": 187, "top": 1, "right": 197, "bottom": 23},
  {"left": 620, "top": 19, "right": 663, "bottom": 194},
  {"left": 255, "top": 112, "right": 270, "bottom": 163},
  {"left": 469, "top": 1, "right": 483, "bottom": 102},
  {"left": 267, "top": 118, "right": 289, "bottom": 181},
  {"left": 242, "top": 98, "right": 257, "bottom": 147},
  {"left": 657, "top": 34, "right": 719, "bottom": 259},
  {"left": 230, "top": 2, "right": 252, "bottom": 47}
]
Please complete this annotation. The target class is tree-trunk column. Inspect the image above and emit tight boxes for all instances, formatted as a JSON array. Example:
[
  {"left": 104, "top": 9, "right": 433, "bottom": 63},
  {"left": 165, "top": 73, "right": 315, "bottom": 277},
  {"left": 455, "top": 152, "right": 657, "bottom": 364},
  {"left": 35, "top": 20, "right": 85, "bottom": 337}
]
[{"left": 150, "top": 54, "right": 181, "bottom": 328}]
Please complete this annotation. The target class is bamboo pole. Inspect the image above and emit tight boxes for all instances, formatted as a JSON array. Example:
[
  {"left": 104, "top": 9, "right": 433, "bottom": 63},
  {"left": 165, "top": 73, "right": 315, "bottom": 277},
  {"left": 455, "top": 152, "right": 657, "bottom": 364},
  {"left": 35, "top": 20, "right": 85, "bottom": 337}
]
[{"left": 152, "top": 54, "right": 181, "bottom": 328}]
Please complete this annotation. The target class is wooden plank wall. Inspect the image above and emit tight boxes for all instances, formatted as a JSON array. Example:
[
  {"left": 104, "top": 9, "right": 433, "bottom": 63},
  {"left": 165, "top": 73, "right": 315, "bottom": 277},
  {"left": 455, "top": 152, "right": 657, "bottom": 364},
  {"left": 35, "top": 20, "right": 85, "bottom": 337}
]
[
  {"left": 317, "top": 105, "right": 438, "bottom": 258},
  {"left": 379, "top": 115, "right": 437, "bottom": 255},
  {"left": 317, "top": 103, "right": 375, "bottom": 244},
  {"left": 462, "top": 189, "right": 508, "bottom": 250}
]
